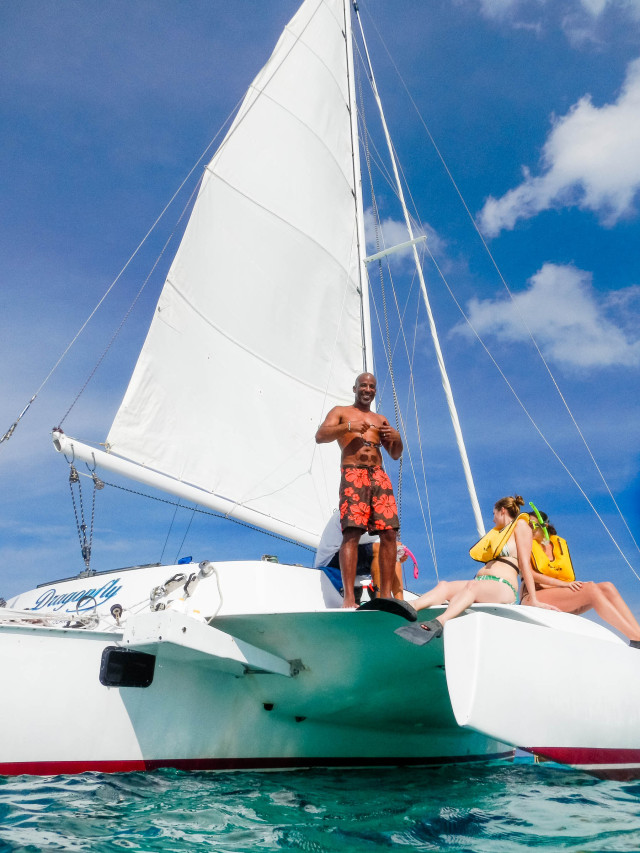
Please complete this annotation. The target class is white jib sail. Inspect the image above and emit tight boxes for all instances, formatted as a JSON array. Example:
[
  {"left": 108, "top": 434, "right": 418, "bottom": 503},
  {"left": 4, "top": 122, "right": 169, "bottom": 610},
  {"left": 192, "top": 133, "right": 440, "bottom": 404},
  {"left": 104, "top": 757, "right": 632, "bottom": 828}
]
[{"left": 106, "top": 0, "right": 367, "bottom": 546}]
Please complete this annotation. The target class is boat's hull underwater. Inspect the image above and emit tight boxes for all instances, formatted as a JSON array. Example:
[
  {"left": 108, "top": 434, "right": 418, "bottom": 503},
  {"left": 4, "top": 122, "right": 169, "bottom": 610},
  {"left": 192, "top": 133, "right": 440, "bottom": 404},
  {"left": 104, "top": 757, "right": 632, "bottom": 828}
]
[{"left": 2, "top": 560, "right": 638, "bottom": 778}]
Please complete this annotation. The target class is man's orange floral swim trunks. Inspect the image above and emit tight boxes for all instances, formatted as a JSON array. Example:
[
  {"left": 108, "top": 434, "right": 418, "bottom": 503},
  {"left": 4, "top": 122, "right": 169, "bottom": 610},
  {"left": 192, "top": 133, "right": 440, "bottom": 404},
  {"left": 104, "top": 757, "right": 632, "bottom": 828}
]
[{"left": 339, "top": 465, "right": 399, "bottom": 533}]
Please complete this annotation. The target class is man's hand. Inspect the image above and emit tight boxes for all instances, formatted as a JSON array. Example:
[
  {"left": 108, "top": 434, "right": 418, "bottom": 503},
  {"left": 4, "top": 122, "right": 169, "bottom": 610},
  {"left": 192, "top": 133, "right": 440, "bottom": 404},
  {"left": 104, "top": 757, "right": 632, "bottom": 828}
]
[
  {"left": 378, "top": 420, "right": 403, "bottom": 459},
  {"left": 348, "top": 418, "right": 372, "bottom": 435},
  {"left": 380, "top": 424, "right": 400, "bottom": 443}
]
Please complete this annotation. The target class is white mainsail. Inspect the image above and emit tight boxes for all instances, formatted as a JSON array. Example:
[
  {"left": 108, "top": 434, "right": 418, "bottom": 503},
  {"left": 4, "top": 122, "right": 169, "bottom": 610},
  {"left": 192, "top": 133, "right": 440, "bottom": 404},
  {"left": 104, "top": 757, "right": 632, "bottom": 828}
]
[{"left": 105, "top": 0, "right": 368, "bottom": 546}]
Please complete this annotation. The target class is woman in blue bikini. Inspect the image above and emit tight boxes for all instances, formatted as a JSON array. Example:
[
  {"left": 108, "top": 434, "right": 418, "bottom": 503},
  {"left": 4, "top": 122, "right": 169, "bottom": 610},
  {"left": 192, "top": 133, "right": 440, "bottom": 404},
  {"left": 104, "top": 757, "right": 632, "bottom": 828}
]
[{"left": 400, "top": 495, "right": 557, "bottom": 644}]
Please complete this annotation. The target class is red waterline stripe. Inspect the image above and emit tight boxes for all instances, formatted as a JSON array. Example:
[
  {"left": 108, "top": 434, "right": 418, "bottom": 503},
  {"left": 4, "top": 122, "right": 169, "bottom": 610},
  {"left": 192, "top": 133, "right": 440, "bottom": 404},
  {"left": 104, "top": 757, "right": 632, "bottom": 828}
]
[
  {"left": 526, "top": 746, "right": 640, "bottom": 779},
  {"left": 0, "top": 751, "right": 515, "bottom": 778},
  {"left": 528, "top": 746, "right": 640, "bottom": 765}
]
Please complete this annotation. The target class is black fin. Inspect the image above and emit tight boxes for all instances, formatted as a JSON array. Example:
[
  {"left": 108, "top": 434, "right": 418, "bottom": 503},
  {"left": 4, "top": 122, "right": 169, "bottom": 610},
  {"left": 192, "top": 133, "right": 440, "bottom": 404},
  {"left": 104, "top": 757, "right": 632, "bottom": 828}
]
[
  {"left": 357, "top": 597, "right": 418, "bottom": 622},
  {"left": 394, "top": 619, "right": 443, "bottom": 645}
]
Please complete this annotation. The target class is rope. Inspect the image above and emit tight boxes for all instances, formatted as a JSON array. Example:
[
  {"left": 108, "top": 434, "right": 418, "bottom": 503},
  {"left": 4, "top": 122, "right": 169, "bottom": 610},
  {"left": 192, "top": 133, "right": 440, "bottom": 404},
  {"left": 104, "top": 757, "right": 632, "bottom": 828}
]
[
  {"left": 426, "top": 245, "right": 640, "bottom": 582},
  {"left": 67, "top": 463, "right": 104, "bottom": 572},
  {"left": 6, "top": 0, "right": 325, "bottom": 436},
  {"left": 0, "top": 396, "right": 36, "bottom": 445},
  {"left": 366, "top": 254, "right": 440, "bottom": 579},
  {"left": 68, "top": 466, "right": 91, "bottom": 571},
  {"left": 360, "top": 4, "right": 639, "bottom": 572},
  {"left": 175, "top": 508, "right": 198, "bottom": 564},
  {"left": 353, "top": 39, "right": 439, "bottom": 575},
  {"left": 4, "top": 0, "right": 325, "bottom": 440},
  {"left": 357, "top": 65, "right": 404, "bottom": 527},
  {"left": 160, "top": 500, "right": 181, "bottom": 565},
  {"left": 91, "top": 476, "right": 315, "bottom": 553},
  {"left": 59, "top": 180, "right": 202, "bottom": 426},
  {"left": 0, "top": 110, "right": 242, "bottom": 448},
  {"left": 0, "top": 609, "right": 100, "bottom": 629}
]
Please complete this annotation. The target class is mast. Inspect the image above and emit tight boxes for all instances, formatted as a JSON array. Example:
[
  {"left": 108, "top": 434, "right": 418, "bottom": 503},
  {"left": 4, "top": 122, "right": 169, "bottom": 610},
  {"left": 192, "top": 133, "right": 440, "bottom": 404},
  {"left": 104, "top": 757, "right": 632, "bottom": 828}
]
[
  {"left": 353, "top": 3, "right": 486, "bottom": 538},
  {"left": 344, "top": 0, "right": 373, "bottom": 374}
]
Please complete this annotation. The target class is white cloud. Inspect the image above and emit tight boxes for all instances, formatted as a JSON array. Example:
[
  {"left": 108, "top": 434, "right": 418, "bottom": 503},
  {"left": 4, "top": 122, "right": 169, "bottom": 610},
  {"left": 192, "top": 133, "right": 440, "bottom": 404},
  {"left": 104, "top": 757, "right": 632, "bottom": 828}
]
[
  {"left": 468, "top": 0, "right": 640, "bottom": 45},
  {"left": 471, "top": 0, "right": 546, "bottom": 32},
  {"left": 472, "top": 0, "right": 640, "bottom": 23},
  {"left": 478, "top": 58, "right": 640, "bottom": 236},
  {"left": 454, "top": 263, "right": 640, "bottom": 368},
  {"left": 475, "top": 0, "right": 538, "bottom": 20},
  {"left": 580, "top": 0, "right": 610, "bottom": 13},
  {"left": 560, "top": 2, "right": 640, "bottom": 45},
  {"left": 579, "top": 0, "right": 640, "bottom": 17}
]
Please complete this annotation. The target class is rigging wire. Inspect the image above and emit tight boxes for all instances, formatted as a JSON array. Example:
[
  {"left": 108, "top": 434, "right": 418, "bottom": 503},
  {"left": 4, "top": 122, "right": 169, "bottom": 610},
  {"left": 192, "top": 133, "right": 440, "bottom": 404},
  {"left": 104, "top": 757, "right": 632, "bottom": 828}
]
[
  {"left": 308, "top": 21, "right": 372, "bottom": 518},
  {"left": 160, "top": 500, "right": 182, "bottom": 565},
  {"left": 357, "top": 62, "right": 404, "bottom": 526},
  {"left": 427, "top": 246, "right": 640, "bottom": 582},
  {"left": 359, "top": 2, "right": 640, "bottom": 569},
  {"left": 58, "top": 177, "right": 202, "bottom": 427},
  {"left": 355, "top": 39, "right": 441, "bottom": 576},
  {"left": 356, "top": 39, "right": 439, "bottom": 576},
  {"left": 381, "top": 248, "right": 441, "bottom": 574},
  {"left": 72, "top": 471, "right": 315, "bottom": 554},
  {"left": 352, "top": 88, "right": 439, "bottom": 579},
  {"left": 3, "top": 3, "right": 331, "bottom": 447},
  {"left": 175, "top": 508, "right": 198, "bottom": 564},
  {"left": 365, "top": 237, "right": 440, "bottom": 565},
  {"left": 365, "top": 251, "right": 440, "bottom": 577},
  {"left": 355, "top": 2, "right": 486, "bottom": 539},
  {"left": 0, "top": 114, "right": 240, "bottom": 446}
]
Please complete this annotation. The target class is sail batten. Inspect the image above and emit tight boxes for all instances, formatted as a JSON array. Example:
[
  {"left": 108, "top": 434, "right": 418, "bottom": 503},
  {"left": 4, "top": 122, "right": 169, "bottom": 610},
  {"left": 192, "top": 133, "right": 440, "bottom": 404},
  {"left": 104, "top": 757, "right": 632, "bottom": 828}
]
[{"left": 106, "top": 0, "right": 365, "bottom": 545}]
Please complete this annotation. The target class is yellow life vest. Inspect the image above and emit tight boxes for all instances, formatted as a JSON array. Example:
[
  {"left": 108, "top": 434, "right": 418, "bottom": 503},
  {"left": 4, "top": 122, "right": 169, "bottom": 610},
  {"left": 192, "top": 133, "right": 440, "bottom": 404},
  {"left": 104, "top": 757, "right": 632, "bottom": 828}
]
[
  {"left": 469, "top": 513, "right": 529, "bottom": 563},
  {"left": 530, "top": 535, "right": 575, "bottom": 583}
]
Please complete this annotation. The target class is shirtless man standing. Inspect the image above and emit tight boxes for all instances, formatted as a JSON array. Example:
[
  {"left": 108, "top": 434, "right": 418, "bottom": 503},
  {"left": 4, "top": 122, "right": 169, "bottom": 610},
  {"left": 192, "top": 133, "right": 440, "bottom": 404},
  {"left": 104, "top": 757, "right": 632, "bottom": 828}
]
[{"left": 315, "top": 373, "right": 403, "bottom": 607}]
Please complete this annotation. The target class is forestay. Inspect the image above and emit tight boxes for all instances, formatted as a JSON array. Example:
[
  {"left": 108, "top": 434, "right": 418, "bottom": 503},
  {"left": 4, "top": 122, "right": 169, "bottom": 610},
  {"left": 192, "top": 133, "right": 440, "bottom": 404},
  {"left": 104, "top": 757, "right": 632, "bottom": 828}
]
[{"left": 106, "top": 0, "right": 368, "bottom": 546}]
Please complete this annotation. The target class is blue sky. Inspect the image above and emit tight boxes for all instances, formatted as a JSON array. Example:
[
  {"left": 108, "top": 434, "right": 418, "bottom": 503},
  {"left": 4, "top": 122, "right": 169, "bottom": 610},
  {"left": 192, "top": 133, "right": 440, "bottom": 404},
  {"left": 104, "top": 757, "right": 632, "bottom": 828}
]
[{"left": 1, "top": 0, "right": 639, "bottom": 618}]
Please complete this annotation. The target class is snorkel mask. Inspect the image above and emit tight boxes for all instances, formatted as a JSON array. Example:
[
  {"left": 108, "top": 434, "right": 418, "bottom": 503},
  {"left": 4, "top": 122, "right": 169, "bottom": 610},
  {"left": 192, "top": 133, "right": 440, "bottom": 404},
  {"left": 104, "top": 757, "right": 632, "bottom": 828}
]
[{"left": 529, "top": 502, "right": 550, "bottom": 542}]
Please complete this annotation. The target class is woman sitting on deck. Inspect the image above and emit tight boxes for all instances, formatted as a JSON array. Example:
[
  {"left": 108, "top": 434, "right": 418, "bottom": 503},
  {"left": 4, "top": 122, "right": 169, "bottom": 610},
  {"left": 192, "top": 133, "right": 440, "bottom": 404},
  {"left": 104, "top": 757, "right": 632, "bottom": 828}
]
[
  {"left": 521, "top": 509, "right": 640, "bottom": 649},
  {"left": 396, "top": 495, "right": 556, "bottom": 645}
]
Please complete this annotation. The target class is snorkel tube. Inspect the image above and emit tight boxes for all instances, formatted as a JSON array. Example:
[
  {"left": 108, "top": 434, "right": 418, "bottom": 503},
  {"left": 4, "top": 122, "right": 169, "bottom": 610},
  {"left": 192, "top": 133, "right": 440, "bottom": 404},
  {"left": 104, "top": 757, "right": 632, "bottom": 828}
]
[
  {"left": 399, "top": 545, "right": 419, "bottom": 579},
  {"left": 529, "top": 502, "right": 550, "bottom": 542}
]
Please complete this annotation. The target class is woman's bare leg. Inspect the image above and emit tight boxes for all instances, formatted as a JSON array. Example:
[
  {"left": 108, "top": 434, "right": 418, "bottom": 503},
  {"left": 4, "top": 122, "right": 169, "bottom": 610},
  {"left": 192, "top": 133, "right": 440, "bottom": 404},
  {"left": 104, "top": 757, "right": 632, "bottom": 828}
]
[
  {"left": 411, "top": 581, "right": 470, "bottom": 612},
  {"left": 597, "top": 582, "right": 640, "bottom": 640},
  {"left": 533, "top": 584, "right": 640, "bottom": 641},
  {"left": 413, "top": 578, "right": 516, "bottom": 635},
  {"left": 434, "top": 582, "right": 477, "bottom": 626},
  {"left": 435, "top": 578, "right": 515, "bottom": 626}
]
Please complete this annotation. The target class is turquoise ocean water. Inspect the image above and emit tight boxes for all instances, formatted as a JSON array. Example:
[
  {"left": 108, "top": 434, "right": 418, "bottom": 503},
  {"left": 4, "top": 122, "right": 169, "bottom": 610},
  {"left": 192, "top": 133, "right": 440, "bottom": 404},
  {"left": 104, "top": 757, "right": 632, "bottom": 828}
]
[{"left": 2, "top": 759, "right": 640, "bottom": 852}]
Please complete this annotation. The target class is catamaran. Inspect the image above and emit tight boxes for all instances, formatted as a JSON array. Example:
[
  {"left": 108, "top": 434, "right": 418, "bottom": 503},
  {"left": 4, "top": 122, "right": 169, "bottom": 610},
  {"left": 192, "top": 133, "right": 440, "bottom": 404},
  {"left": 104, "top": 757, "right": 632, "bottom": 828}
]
[{"left": 2, "top": 0, "right": 640, "bottom": 779}]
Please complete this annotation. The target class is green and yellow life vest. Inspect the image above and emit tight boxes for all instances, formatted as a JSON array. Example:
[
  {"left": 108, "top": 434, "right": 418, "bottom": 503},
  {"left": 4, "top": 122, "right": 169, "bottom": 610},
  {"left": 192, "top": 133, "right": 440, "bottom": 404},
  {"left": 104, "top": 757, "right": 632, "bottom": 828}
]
[
  {"left": 469, "top": 513, "right": 529, "bottom": 563},
  {"left": 530, "top": 535, "right": 575, "bottom": 583}
]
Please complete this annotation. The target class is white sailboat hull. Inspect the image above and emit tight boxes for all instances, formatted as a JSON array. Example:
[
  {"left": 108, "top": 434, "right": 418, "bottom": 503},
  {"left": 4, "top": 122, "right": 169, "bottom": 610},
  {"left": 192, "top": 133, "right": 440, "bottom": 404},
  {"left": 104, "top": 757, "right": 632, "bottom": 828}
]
[
  {"left": 445, "top": 608, "right": 640, "bottom": 779},
  {"left": 1, "top": 561, "right": 510, "bottom": 775},
  {"left": 4, "top": 563, "right": 640, "bottom": 778},
  {"left": 6, "top": 0, "right": 637, "bottom": 786}
]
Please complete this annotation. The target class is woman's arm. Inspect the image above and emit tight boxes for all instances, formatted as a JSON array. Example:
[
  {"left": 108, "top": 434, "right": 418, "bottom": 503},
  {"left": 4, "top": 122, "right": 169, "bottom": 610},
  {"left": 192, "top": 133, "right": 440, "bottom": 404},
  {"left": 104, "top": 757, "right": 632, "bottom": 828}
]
[
  {"left": 528, "top": 569, "right": 583, "bottom": 592},
  {"left": 515, "top": 520, "right": 559, "bottom": 609}
]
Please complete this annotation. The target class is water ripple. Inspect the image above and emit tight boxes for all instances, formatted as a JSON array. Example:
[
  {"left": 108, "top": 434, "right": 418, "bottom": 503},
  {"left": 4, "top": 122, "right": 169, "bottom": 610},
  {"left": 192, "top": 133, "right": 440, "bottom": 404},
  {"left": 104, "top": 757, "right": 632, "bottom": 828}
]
[{"left": 1, "top": 760, "right": 640, "bottom": 852}]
